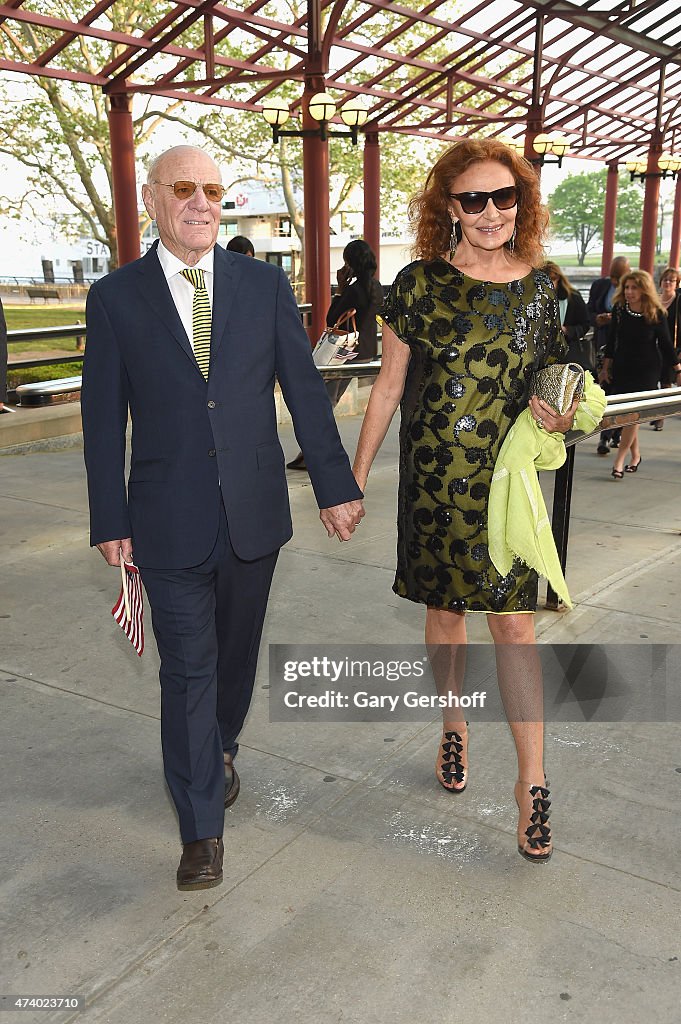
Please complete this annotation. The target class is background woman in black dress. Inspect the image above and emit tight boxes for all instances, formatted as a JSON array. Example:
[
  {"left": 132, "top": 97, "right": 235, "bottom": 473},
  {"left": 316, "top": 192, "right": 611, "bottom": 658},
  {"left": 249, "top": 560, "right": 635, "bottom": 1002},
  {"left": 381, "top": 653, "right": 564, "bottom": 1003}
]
[
  {"left": 651, "top": 266, "right": 681, "bottom": 429},
  {"left": 544, "top": 261, "right": 592, "bottom": 370},
  {"left": 327, "top": 239, "right": 383, "bottom": 364},
  {"left": 288, "top": 239, "right": 382, "bottom": 470},
  {"left": 600, "top": 270, "right": 681, "bottom": 478}
]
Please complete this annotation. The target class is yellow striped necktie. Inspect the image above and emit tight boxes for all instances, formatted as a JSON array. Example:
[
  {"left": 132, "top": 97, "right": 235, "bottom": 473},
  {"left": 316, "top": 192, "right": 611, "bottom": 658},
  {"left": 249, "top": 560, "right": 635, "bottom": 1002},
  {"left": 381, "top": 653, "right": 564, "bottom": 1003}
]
[{"left": 181, "top": 268, "right": 211, "bottom": 379}]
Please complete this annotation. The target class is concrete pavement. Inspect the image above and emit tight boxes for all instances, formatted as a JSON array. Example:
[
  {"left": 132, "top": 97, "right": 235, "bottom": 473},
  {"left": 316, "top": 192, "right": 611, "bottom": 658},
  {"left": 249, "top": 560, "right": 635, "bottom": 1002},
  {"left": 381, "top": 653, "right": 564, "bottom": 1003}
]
[{"left": 1, "top": 412, "right": 680, "bottom": 1023}]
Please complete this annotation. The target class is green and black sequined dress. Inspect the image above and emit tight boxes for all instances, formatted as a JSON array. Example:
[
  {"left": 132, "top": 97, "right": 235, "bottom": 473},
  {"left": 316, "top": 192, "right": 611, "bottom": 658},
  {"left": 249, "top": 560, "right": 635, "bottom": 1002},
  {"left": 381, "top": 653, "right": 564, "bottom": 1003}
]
[{"left": 381, "top": 259, "right": 565, "bottom": 613}]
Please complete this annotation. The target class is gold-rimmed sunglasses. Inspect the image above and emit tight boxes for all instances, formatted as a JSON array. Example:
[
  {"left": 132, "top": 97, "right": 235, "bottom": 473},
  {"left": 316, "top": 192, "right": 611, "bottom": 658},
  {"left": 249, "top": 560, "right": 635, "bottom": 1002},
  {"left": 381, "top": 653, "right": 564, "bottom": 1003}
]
[{"left": 153, "top": 180, "right": 226, "bottom": 204}]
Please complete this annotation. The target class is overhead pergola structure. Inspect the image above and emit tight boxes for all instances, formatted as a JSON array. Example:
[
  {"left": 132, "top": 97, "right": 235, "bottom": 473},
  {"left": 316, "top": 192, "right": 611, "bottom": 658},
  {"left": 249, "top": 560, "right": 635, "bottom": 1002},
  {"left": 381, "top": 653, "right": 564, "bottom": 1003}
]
[{"left": 2, "top": 0, "right": 681, "bottom": 338}]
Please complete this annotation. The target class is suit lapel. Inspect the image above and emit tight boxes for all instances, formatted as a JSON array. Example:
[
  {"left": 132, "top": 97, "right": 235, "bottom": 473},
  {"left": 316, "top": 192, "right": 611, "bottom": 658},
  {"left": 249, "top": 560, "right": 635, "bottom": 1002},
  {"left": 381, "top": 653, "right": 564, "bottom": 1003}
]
[
  {"left": 210, "top": 244, "right": 241, "bottom": 364},
  {"left": 136, "top": 243, "right": 199, "bottom": 371}
]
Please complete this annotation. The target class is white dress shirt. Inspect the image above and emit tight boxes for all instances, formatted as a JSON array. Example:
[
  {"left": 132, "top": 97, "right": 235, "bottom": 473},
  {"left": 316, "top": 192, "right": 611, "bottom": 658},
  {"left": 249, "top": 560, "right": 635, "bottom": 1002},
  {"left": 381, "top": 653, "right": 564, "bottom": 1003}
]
[{"left": 156, "top": 240, "right": 215, "bottom": 352}]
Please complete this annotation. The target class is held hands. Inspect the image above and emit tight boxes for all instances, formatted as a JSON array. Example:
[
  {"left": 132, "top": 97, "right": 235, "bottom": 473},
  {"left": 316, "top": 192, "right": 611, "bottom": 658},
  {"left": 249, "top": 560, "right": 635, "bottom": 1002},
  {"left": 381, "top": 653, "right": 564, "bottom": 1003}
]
[
  {"left": 595, "top": 312, "right": 611, "bottom": 327},
  {"left": 320, "top": 499, "right": 365, "bottom": 542},
  {"left": 97, "top": 538, "right": 133, "bottom": 566},
  {"left": 528, "top": 394, "right": 580, "bottom": 434}
]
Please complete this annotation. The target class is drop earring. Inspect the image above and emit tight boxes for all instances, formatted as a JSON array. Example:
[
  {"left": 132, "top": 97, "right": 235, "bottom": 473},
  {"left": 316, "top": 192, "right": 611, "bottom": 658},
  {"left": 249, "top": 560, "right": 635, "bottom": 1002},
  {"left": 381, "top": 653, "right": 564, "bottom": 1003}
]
[
  {"left": 507, "top": 227, "right": 517, "bottom": 255},
  {"left": 449, "top": 220, "right": 462, "bottom": 261}
]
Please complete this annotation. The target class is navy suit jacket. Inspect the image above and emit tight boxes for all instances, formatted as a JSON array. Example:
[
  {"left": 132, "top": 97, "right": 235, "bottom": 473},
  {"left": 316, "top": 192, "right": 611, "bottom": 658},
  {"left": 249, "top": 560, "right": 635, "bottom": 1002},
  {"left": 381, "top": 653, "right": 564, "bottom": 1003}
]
[
  {"left": 81, "top": 242, "right": 362, "bottom": 568},
  {"left": 586, "top": 276, "right": 614, "bottom": 349}
]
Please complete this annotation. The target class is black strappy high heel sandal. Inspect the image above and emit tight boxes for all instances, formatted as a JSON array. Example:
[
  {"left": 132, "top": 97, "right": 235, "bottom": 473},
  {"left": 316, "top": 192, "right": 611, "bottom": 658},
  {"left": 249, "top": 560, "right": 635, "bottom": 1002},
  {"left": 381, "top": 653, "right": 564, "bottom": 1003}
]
[
  {"left": 435, "top": 725, "right": 468, "bottom": 793},
  {"left": 514, "top": 780, "right": 553, "bottom": 861}
]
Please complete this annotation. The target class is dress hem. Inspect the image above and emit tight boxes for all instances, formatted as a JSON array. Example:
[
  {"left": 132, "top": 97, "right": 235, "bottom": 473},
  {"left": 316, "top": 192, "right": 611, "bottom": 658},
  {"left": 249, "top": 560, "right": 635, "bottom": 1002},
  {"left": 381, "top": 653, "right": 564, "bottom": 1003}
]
[{"left": 392, "top": 584, "right": 536, "bottom": 615}]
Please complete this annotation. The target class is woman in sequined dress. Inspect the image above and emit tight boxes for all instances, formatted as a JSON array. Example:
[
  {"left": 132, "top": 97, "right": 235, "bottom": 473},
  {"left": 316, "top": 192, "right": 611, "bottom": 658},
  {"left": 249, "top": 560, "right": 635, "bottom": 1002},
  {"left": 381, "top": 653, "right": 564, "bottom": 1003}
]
[{"left": 353, "top": 139, "right": 579, "bottom": 861}]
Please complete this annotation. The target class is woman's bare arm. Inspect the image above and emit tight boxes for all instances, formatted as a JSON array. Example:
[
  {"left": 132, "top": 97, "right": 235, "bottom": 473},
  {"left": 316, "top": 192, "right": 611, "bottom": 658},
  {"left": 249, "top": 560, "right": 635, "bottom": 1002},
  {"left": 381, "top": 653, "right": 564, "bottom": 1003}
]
[{"left": 353, "top": 324, "right": 411, "bottom": 489}]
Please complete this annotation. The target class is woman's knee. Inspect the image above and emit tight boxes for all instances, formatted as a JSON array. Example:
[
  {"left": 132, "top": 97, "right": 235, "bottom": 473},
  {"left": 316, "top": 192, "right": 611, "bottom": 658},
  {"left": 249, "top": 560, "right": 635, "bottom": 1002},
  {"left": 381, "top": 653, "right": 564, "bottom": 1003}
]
[
  {"left": 425, "top": 606, "right": 466, "bottom": 643},
  {"left": 487, "top": 613, "right": 535, "bottom": 644}
]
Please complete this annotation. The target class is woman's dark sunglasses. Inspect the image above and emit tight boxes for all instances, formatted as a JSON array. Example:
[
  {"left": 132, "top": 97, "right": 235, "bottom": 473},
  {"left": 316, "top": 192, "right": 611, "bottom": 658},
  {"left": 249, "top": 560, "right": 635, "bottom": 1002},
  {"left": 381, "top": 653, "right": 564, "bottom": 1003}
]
[{"left": 449, "top": 186, "right": 518, "bottom": 215}]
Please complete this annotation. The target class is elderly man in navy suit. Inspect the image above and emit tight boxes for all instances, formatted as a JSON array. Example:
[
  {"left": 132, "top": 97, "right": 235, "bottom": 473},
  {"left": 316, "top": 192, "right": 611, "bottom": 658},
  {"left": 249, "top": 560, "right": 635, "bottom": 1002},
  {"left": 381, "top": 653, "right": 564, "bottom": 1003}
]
[{"left": 82, "top": 146, "right": 364, "bottom": 890}]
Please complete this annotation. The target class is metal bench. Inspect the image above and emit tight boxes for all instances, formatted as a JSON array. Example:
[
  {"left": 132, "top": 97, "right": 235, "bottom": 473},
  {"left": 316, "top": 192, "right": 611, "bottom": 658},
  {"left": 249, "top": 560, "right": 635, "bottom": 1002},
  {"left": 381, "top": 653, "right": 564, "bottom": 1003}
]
[{"left": 26, "top": 287, "right": 62, "bottom": 303}]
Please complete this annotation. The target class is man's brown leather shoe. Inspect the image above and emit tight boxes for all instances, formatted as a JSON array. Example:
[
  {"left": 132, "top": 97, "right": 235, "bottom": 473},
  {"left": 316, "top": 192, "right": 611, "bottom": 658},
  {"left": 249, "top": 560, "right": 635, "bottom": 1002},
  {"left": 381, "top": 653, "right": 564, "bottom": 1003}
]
[
  {"left": 224, "top": 753, "right": 240, "bottom": 809},
  {"left": 176, "top": 838, "right": 223, "bottom": 891}
]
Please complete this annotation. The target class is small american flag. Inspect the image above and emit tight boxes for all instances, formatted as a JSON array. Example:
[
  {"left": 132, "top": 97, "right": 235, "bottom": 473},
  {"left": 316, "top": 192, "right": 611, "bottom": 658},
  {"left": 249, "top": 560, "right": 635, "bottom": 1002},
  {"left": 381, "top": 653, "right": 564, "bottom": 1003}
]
[{"left": 112, "top": 560, "right": 144, "bottom": 656}]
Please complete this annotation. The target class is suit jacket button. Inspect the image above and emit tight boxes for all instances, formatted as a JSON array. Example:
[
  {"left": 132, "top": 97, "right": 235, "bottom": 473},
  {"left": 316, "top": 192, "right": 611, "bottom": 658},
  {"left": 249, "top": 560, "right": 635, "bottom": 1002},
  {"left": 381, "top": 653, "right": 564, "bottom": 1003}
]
[
  {"left": 208, "top": 449, "right": 216, "bottom": 457},
  {"left": 207, "top": 400, "right": 216, "bottom": 409}
]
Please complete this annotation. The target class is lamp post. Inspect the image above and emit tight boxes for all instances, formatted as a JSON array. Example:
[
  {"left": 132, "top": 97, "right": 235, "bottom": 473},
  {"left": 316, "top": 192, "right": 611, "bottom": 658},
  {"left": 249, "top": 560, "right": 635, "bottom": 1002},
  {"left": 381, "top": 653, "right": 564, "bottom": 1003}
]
[
  {"left": 626, "top": 153, "right": 681, "bottom": 182},
  {"left": 261, "top": 89, "right": 370, "bottom": 341},
  {"left": 626, "top": 151, "right": 681, "bottom": 271},
  {"left": 261, "top": 92, "right": 368, "bottom": 145},
  {"left": 531, "top": 133, "right": 569, "bottom": 168},
  {"left": 497, "top": 136, "right": 525, "bottom": 156}
]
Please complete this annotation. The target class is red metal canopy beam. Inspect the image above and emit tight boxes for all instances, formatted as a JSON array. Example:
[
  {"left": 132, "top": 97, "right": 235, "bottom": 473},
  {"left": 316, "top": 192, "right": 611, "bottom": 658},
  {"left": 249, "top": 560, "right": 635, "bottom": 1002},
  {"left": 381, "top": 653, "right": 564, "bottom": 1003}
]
[
  {"left": 105, "top": 0, "right": 221, "bottom": 92},
  {"left": 101, "top": 3, "right": 205, "bottom": 77},
  {"left": 34, "top": 0, "right": 117, "bottom": 68},
  {"left": 155, "top": 0, "right": 308, "bottom": 98},
  {"left": 0, "top": 58, "right": 105, "bottom": 86},
  {"left": 0, "top": 0, "right": 25, "bottom": 31}
]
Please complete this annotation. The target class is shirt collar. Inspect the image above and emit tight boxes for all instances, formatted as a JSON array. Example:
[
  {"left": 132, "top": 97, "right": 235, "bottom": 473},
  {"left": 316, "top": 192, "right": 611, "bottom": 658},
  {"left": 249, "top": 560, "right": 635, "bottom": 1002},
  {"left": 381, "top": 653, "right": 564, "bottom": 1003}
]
[{"left": 156, "top": 239, "right": 215, "bottom": 280}]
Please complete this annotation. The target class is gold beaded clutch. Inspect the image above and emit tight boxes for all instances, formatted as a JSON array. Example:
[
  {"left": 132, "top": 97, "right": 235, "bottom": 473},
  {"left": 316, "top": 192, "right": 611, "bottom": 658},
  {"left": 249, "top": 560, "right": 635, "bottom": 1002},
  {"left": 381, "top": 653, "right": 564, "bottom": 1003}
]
[{"left": 530, "top": 362, "right": 585, "bottom": 416}]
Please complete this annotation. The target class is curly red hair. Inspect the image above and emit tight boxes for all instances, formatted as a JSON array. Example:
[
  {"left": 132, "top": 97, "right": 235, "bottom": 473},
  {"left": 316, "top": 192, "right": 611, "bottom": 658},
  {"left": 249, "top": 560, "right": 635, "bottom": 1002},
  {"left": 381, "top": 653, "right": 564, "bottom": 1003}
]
[{"left": 409, "top": 138, "right": 548, "bottom": 268}]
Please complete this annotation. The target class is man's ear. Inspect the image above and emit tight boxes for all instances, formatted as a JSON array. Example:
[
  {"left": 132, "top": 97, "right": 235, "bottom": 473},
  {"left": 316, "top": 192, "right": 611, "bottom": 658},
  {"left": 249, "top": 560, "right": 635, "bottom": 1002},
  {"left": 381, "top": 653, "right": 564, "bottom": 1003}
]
[{"left": 141, "top": 183, "right": 155, "bottom": 220}]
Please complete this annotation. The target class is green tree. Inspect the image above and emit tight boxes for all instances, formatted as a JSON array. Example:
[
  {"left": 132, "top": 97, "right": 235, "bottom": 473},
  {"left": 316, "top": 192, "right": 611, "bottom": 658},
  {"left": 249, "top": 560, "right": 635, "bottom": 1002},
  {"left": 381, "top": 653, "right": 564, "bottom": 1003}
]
[
  {"left": 548, "top": 169, "right": 643, "bottom": 265},
  {"left": 0, "top": 0, "right": 182, "bottom": 267}
]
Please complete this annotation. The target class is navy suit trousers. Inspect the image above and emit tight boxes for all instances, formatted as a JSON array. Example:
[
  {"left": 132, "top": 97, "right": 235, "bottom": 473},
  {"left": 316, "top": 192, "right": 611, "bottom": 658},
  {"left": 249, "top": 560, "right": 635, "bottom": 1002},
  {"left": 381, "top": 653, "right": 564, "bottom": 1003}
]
[{"left": 140, "top": 499, "right": 278, "bottom": 843}]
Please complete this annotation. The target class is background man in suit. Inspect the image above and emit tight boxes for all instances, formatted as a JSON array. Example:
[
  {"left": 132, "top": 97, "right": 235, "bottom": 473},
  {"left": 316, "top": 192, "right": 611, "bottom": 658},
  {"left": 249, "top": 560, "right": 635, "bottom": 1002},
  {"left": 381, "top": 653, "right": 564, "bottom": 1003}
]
[
  {"left": 82, "top": 146, "right": 364, "bottom": 891},
  {"left": 587, "top": 255, "right": 630, "bottom": 454}
]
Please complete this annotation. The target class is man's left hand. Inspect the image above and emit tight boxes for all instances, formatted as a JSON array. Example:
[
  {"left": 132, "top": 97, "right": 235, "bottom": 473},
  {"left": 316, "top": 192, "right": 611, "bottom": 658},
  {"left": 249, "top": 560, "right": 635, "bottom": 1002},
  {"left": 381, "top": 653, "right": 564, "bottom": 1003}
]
[
  {"left": 320, "top": 499, "right": 365, "bottom": 541},
  {"left": 529, "top": 394, "right": 580, "bottom": 434}
]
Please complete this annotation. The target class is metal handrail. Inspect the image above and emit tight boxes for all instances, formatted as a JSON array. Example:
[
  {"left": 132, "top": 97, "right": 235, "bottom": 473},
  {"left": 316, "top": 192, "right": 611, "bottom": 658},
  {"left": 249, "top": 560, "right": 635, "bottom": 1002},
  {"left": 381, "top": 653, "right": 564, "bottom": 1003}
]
[
  {"left": 7, "top": 324, "right": 85, "bottom": 344},
  {"left": 314, "top": 360, "right": 381, "bottom": 376},
  {"left": 8, "top": 307, "right": 314, "bottom": 373},
  {"left": 7, "top": 325, "right": 86, "bottom": 373},
  {"left": 11, "top": 354, "right": 85, "bottom": 371},
  {"left": 547, "top": 386, "right": 681, "bottom": 609},
  {"left": 0, "top": 277, "right": 95, "bottom": 286}
]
